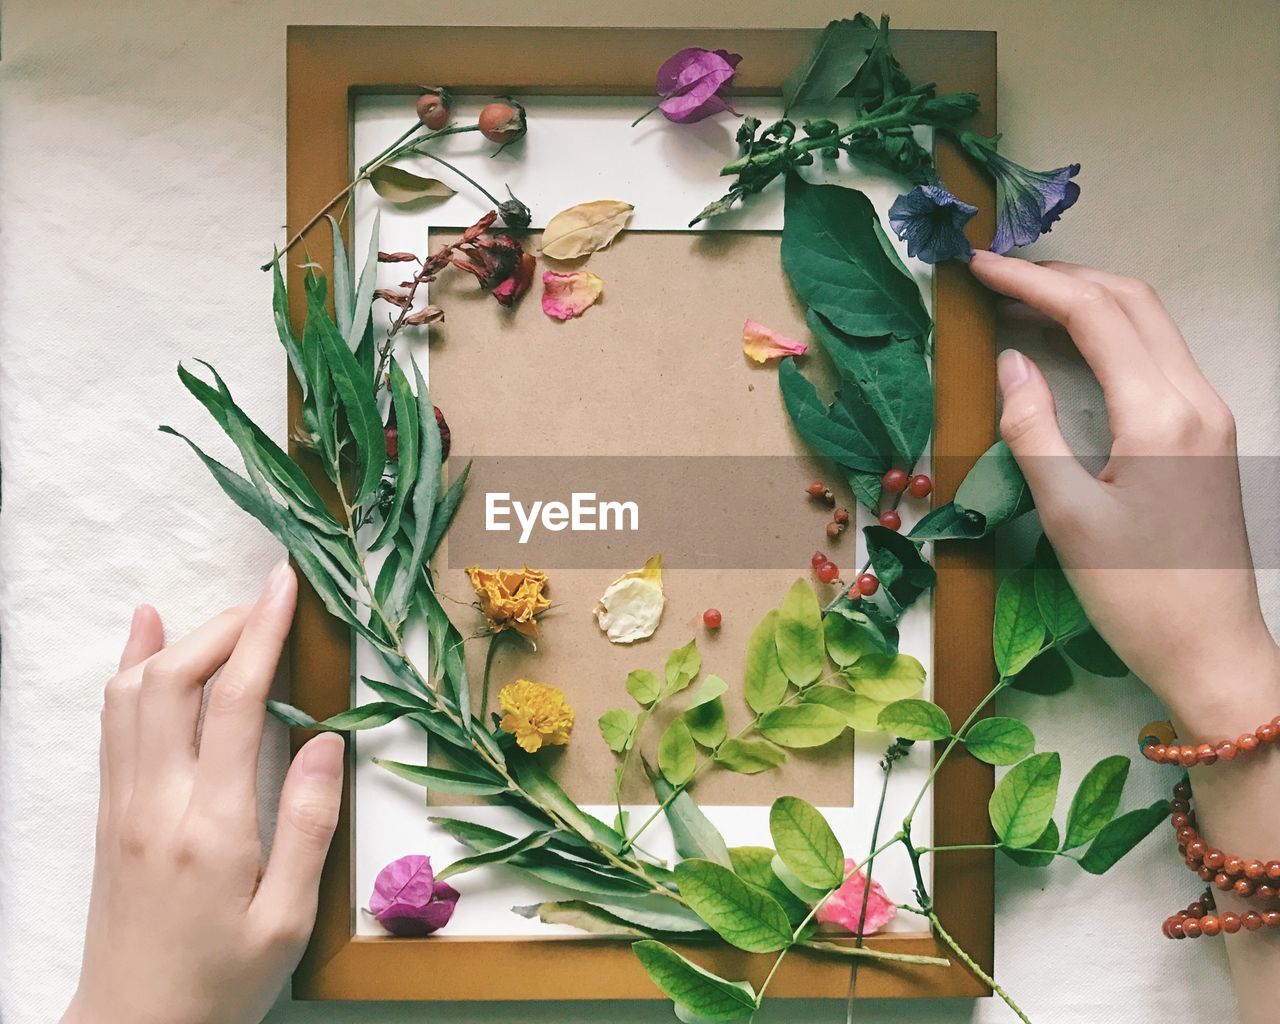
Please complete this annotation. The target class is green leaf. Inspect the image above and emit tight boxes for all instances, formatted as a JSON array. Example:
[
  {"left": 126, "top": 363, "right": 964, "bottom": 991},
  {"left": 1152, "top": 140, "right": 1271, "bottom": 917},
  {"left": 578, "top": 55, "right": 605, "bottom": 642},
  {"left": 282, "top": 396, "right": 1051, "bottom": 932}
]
[
  {"left": 953, "top": 441, "right": 1033, "bottom": 532},
  {"left": 778, "top": 359, "right": 889, "bottom": 474},
  {"left": 371, "top": 357, "right": 419, "bottom": 550},
  {"left": 368, "top": 164, "right": 457, "bottom": 204},
  {"left": 864, "top": 525, "right": 936, "bottom": 616},
  {"left": 666, "top": 640, "right": 702, "bottom": 694},
  {"left": 589, "top": 898, "right": 711, "bottom": 934},
  {"left": 346, "top": 211, "right": 380, "bottom": 352},
  {"left": 878, "top": 699, "right": 951, "bottom": 741},
  {"left": 648, "top": 763, "right": 732, "bottom": 868},
  {"left": 685, "top": 693, "right": 728, "bottom": 749},
  {"left": 769, "top": 855, "right": 828, "bottom": 904},
  {"left": 373, "top": 759, "right": 508, "bottom": 797},
  {"left": 823, "top": 612, "right": 880, "bottom": 666},
  {"left": 757, "top": 704, "right": 846, "bottom": 748},
  {"left": 1063, "top": 755, "right": 1130, "bottom": 851},
  {"left": 781, "top": 15, "right": 878, "bottom": 111},
  {"left": 781, "top": 174, "right": 931, "bottom": 341},
  {"left": 659, "top": 719, "right": 698, "bottom": 786},
  {"left": 674, "top": 860, "right": 793, "bottom": 952},
  {"left": 808, "top": 311, "right": 933, "bottom": 467},
  {"left": 515, "top": 901, "right": 648, "bottom": 938},
  {"left": 802, "top": 687, "right": 886, "bottom": 732},
  {"left": 632, "top": 941, "right": 757, "bottom": 1022},
  {"left": 846, "top": 468, "right": 884, "bottom": 513},
  {"left": 825, "top": 605, "right": 898, "bottom": 657},
  {"left": 769, "top": 796, "right": 844, "bottom": 890},
  {"left": 598, "top": 709, "right": 639, "bottom": 753},
  {"left": 728, "top": 847, "right": 810, "bottom": 924},
  {"left": 841, "top": 652, "right": 925, "bottom": 703},
  {"left": 743, "top": 610, "right": 789, "bottom": 714},
  {"left": 1010, "top": 647, "right": 1074, "bottom": 695},
  {"left": 1034, "top": 537, "right": 1088, "bottom": 640},
  {"left": 989, "top": 752, "right": 1061, "bottom": 849},
  {"left": 627, "top": 668, "right": 663, "bottom": 707},
  {"left": 1000, "top": 819, "right": 1060, "bottom": 868},
  {"left": 687, "top": 675, "right": 728, "bottom": 709},
  {"left": 714, "top": 738, "right": 787, "bottom": 774},
  {"left": 907, "top": 502, "right": 987, "bottom": 542},
  {"left": 775, "top": 579, "right": 824, "bottom": 686},
  {"left": 1078, "top": 800, "right": 1168, "bottom": 874},
  {"left": 964, "top": 717, "right": 1035, "bottom": 765},
  {"left": 270, "top": 254, "right": 309, "bottom": 398},
  {"left": 423, "top": 460, "right": 472, "bottom": 562},
  {"left": 993, "top": 567, "right": 1047, "bottom": 677},
  {"left": 326, "top": 215, "right": 353, "bottom": 340},
  {"left": 416, "top": 579, "right": 472, "bottom": 720},
  {"left": 434, "top": 831, "right": 552, "bottom": 881},
  {"left": 1064, "top": 630, "right": 1129, "bottom": 677},
  {"left": 510, "top": 751, "right": 624, "bottom": 853}
]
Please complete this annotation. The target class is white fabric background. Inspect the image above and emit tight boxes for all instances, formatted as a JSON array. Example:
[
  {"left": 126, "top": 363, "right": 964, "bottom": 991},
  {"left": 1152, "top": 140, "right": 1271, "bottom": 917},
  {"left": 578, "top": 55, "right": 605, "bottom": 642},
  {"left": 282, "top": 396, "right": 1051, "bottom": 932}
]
[{"left": 0, "top": 2, "right": 1275, "bottom": 1022}]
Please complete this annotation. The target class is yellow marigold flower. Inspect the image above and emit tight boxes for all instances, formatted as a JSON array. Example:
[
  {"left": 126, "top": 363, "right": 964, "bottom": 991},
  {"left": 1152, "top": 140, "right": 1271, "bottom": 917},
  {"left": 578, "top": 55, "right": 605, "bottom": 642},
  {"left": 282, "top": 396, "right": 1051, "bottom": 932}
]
[
  {"left": 498, "top": 679, "right": 575, "bottom": 753},
  {"left": 465, "top": 564, "right": 551, "bottom": 639}
]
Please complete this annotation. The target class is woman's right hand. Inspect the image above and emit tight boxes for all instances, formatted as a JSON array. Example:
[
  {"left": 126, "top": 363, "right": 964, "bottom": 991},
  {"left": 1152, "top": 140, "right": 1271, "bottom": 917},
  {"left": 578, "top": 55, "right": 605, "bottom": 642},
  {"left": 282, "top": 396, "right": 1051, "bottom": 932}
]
[{"left": 968, "top": 250, "right": 1279, "bottom": 736}]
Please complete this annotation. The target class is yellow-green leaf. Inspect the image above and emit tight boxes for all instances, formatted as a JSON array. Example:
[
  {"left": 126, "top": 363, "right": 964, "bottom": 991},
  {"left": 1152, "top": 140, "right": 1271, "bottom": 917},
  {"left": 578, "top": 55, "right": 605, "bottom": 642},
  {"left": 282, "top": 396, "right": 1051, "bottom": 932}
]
[
  {"left": 368, "top": 164, "right": 456, "bottom": 204},
  {"left": 877, "top": 699, "right": 951, "bottom": 741},
  {"left": 989, "top": 752, "right": 1061, "bottom": 849},
  {"left": 540, "top": 199, "right": 634, "bottom": 260},
  {"left": 757, "top": 704, "right": 846, "bottom": 748},
  {"left": 841, "top": 652, "right": 925, "bottom": 702},
  {"left": 627, "top": 669, "right": 662, "bottom": 706},
  {"left": 743, "top": 610, "right": 788, "bottom": 713},
  {"left": 632, "top": 940, "right": 757, "bottom": 1021},
  {"left": 801, "top": 686, "right": 886, "bottom": 732},
  {"left": 598, "top": 708, "right": 639, "bottom": 753},
  {"left": 674, "top": 860, "right": 793, "bottom": 952},
  {"left": 775, "top": 579, "right": 824, "bottom": 686},
  {"left": 714, "top": 738, "right": 786, "bottom": 774},
  {"left": 659, "top": 719, "right": 698, "bottom": 786},
  {"left": 769, "top": 796, "right": 844, "bottom": 889}
]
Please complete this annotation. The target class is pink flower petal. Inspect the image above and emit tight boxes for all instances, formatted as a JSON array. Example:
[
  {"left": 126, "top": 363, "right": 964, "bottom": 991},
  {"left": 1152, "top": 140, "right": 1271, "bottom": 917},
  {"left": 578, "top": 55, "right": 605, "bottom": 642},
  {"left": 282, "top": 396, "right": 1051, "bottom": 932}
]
[
  {"left": 741, "top": 319, "right": 808, "bottom": 363},
  {"left": 655, "top": 48, "right": 742, "bottom": 124},
  {"left": 370, "top": 854, "right": 459, "bottom": 936},
  {"left": 815, "top": 859, "right": 896, "bottom": 935},
  {"left": 541, "top": 270, "right": 604, "bottom": 321}
]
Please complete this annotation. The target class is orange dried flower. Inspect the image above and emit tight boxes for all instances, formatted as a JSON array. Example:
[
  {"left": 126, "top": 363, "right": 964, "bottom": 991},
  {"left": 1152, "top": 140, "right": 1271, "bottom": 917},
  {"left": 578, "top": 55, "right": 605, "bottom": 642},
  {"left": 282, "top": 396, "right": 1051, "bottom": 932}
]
[
  {"left": 497, "top": 679, "right": 574, "bottom": 753},
  {"left": 465, "top": 564, "right": 551, "bottom": 639}
]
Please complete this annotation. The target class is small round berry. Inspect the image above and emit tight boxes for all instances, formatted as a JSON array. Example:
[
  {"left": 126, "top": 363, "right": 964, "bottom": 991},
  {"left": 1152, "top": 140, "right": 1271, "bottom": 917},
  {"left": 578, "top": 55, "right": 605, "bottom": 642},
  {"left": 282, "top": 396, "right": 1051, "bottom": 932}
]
[
  {"left": 702, "top": 608, "right": 722, "bottom": 629},
  {"left": 825, "top": 522, "right": 842, "bottom": 539},
  {"left": 478, "top": 100, "right": 526, "bottom": 144},
  {"left": 806, "top": 480, "right": 827, "bottom": 497},
  {"left": 908, "top": 474, "right": 933, "bottom": 499},
  {"left": 416, "top": 88, "right": 452, "bottom": 130},
  {"left": 833, "top": 507, "right": 850, "bottom": 525},
  {"left": 811, "top": 551, "right": 829, "bottom": 568},
  {"left": 816, "top": 561, "right": 840, "bottom": 584},
  {"left": 882, "top": 468, "right": 909, "bottom": 493},
  {"left": 878, "top": 509, "right": 902, "bottom": 531},
  {"left": 855, "top": 573, "right": 880, "bottom": 596}
]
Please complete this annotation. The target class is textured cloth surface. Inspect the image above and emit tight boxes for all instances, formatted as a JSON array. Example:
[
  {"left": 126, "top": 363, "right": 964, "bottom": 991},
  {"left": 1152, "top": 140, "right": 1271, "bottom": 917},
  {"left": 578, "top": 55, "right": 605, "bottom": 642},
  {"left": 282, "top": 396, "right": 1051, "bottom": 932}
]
[{"left": 0, "top": 2, "right": 1276, "bottom": 1023}]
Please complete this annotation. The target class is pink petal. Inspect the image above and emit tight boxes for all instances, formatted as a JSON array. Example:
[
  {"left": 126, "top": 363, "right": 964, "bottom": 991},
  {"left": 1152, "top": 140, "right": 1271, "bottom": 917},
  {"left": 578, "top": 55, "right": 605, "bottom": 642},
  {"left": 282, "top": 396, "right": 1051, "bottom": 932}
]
[
  {"left": 370, "top": 855, "right": 460, "bottom": 936},
  {"left": 815, "top": 859, "right": 897, "bottom": 935},
  {"left": 541, "top": 270, "right": 603, "bottom": 320},
  {"left": 655, "top": 48, "right": 742, "bottom": 124},
  {"left": 742, "top": 319, "right": 808, "bottom": 363}
]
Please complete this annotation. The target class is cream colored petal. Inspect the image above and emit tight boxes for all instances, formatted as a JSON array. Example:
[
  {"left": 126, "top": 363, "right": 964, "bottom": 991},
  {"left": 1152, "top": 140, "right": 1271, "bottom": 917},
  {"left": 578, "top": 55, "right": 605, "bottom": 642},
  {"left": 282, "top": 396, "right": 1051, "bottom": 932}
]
[{"left": 595, "top": 554, "right": 665, "bottom": 644}]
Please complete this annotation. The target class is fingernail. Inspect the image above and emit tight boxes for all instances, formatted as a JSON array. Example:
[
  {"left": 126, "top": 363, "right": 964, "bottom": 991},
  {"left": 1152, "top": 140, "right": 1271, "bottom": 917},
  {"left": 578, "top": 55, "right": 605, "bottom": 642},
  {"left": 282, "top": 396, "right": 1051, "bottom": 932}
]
[
  {"left": 260, "top": 559, "right": 293, "bottom": 601},
  {"left": 997, "top": 349, "right": 1032, "bottom": 393},
  {"left": 301, "top": 733, "right": 345, "bottom": 780},
  {"left": 130, "top": 604, "right": 146, "bottom": 635}
]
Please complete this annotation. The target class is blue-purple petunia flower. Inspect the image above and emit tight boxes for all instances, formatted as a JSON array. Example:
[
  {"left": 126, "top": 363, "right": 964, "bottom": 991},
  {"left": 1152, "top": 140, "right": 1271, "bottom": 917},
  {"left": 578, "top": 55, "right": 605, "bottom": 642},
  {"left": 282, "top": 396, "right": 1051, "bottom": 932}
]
[
  {"left": 960, "top": 133, "right": 1081, "bottom": 254},
  {"left": 888, "top": 184, "right": 978, "bottom": 264}
]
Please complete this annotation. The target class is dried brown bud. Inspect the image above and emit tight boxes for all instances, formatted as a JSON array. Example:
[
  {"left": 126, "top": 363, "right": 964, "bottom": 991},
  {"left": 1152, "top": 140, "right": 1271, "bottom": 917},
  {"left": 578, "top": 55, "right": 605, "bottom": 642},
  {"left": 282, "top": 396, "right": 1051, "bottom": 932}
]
[
  {"left": 378, "top": 251, "right": 419, "bottom": 263},
  {"left": 374, "top": 288, "right": 413, "bottom": 308},
  {"left": 416, "top": 87, "right": 453, "bottom": 130},
  {"left": 404, "top": 304, "right": 445, "bottom": 326},
  {"left": 434, "top": 406, "right": 451, "bottom": 460}
]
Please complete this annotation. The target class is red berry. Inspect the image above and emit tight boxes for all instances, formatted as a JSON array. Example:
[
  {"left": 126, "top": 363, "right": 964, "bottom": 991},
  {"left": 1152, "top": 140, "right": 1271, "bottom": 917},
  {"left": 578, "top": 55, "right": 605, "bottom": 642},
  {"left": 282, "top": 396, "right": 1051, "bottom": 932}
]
[
  {"left": 811, "top": 551, "right": 829, "bottom": 567},
  {"left": 908, "top": 474, "right": 933, "bottom": 499},
  {"left": 833, "top": 507, "right": 850, "bottom": 525},
  {"left": 416, "top": 88, "right": 452, "bottom": 130},
  {"left": 702, "top": 608, "right": 722, "bottom": 629},
  {"left": 816, "top": 561, "right": 840, "bottom": 584},
  {"left": 856, "top": 573, "right": 880, "bottom": 596},
  {"left": 825, "top": 522, "right": 842, "bottom": 539},
  {"left": 384, "top": 425, "right": 399, "bottom": 460},
  {"left": 806, "top": 480, "right": 826, "bottom": 497},
  {"left": 878, "top": 510, "right": 902, "bottom": 531},
  {"left": 882, "top": 468, "right": 908, "bottom": 493}
]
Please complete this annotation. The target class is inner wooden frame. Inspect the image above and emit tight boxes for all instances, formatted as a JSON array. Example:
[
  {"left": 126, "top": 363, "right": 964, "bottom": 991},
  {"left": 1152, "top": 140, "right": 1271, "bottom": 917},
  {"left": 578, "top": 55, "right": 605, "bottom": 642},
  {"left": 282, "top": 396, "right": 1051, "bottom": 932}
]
[{"left": 285, "top": 24, "right": 997, "bottom": 1003}]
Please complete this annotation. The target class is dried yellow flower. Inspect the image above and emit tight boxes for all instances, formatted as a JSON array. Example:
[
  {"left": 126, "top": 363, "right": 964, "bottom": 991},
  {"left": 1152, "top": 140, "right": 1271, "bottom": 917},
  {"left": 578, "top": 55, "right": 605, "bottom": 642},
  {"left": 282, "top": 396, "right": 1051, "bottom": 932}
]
[
  {"left": 498, "top": 680, "right": 575, "bottom": 753},
  {"left": 465, "top": 564, "right": 551, "bottom": 639}
]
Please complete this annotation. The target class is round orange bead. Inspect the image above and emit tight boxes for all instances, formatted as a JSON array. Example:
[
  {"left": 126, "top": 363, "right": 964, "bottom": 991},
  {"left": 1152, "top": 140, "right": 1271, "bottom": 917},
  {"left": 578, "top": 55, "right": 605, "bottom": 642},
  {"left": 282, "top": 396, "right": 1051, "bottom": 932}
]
[
  {"left": 1188, "top": 839, "right": 1208, "bottom": 860},
  {"left": 1267, "top": 861, "right": 1280, "bottom": 880},
  {"left": 1258, "top": 723, "right": 1279, "bottom": 744},
  {"left": 1179, "top": 747, "right": 1199, "bottom": 767},
  {"left": 1244, "top": 912, "right": 1263, "bottom": 931},
  {"left": 1198, "top": 865, "right": 1215, "bottom": 882},
  {"left": 1183, "top": 918, "right": 1203, "bottom": 938},
  {"left": 1222, "top": 912, "right": 1242, "bottom": 934},
  {"left": 1225, "top": 855, "right": 1245, "bottom": 876},
  {"left": 1204, "top": 848, "right": 1225, "bottom": 870},
  {"left": 1201, "top": 915, "right": 1222, "bottom": 936},
  {"left": 1265, "top": 912, "right": 1280, "bottom": 928},
  {"left": 1238, "top": 733, "right": 1260, "bottom": 753},
  {"left": 1215, "top": 872, "right": 1233, "bottom": 891},
  {"left": 1245, "top": 859, "right": 1266, "bottom": 879},
  {"left": 1257, "top": 884, "right": 1276, "bottom": 902},
  {"left": 1216, "top": 741, "right": 1239, "bottom": 761},
  {"left": 1234, "top": 878, "right": 1255, "bottom": 898}
]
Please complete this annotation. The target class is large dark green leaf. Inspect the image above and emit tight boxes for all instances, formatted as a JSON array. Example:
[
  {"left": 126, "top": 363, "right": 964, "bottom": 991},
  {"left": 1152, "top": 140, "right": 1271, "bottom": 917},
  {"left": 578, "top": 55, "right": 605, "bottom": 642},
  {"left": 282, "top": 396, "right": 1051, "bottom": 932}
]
[
  {"left": 864, "top": 525, "right": 936, "bottom": 616},
  {"left": 989, "top": 752, "right": 1061, "bottom": 849},
  {"left": 1064, "top": 630, "right": 1129, "bottom": 678},
  {"left": 674, "top": 860, "right": 793, "bottom": 952},
  {"left": 1009, "top": 647, "right": 1074, "bottom": 696},
  {"left": 778, "top": 359, "right": 888, "bottom": 473},
  {"left": 1063, "top": 755, "right": 1130, "bottom": 851},
  {"left": 1078, "top": 800, "right": 1168, "bottom": 875},
  {"left": 1000, "top": 819, "right": 1060, "bottom": 868},
  {"left": 781, "top": 15, "right": 878, "bottom": 112},
  {"left": 907, "top": 502, "right": 987, "bottom": 542},
  {"left": 780, "top": 173, "right": 931, "bottom": 341},
  {"left": 632, "top": 941, "right": 757, "bottom": 1022},
  {"left": 953, "top": 441, "right": 1033, "bottom": 531}
]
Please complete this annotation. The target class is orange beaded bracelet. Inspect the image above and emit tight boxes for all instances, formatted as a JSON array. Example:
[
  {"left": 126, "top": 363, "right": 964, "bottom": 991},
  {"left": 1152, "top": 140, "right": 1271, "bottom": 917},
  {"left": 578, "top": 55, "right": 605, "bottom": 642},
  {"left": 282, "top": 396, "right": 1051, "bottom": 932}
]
[{"left": 1140, "top": 715, "right": 1280, "bottom": 767}]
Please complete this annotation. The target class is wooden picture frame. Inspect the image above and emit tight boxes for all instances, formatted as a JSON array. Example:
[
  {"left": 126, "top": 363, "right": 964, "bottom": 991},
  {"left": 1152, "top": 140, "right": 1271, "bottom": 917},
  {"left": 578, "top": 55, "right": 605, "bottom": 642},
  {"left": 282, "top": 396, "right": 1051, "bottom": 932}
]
[{"left": 284, "top": 24, "right": 997, "bottom": 1003}]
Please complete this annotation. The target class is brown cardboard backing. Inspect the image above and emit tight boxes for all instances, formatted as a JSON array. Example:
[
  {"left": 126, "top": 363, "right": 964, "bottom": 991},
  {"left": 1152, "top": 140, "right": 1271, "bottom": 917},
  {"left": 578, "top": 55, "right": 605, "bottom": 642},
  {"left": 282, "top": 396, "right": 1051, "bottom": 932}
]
[{"left": 285, "top": 24, "right": 997, "bottom": 1002}]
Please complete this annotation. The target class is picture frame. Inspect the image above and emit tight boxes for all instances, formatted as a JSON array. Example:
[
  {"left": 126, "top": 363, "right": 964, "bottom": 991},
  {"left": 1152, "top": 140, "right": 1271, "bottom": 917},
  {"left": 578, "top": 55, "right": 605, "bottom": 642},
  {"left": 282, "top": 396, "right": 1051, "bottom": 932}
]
[{"left": 284, "top": 23, "right": 998, "bottom": 1003}]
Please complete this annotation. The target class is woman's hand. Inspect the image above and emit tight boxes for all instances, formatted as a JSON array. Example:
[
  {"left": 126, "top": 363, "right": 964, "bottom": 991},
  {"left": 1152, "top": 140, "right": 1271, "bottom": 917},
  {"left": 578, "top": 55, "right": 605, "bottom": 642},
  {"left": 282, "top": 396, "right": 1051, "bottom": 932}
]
[
  {"left": 63, "top": 562, "right": 345, "bottom": 1024},
  {"left": 968, "top": 251, "right": 1279, "bottom": 735}
]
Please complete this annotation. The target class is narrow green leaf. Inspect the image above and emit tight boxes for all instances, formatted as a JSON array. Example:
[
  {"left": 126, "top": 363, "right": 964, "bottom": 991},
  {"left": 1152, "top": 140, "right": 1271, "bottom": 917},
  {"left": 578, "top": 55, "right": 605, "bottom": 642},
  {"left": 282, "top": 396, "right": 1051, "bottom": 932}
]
[
  {"left": 769, "top": 796, "right": 844, "bottom": 890},
  {"left": 1000, "top": 819, "right": 1060, "bottom": 868},
  {"left": 989, "top": 752, "right": 1061, "bottom": 849},
  {"left": 270, "top": 254, "right": 309, "bottom": 398},
  {"left": 878, "top": 699, "right": 951, "bottom": 741},
  {"left": 665, "top": 640, "right": 702, "bottom": 694},
  {"left": 346, "top": 211, "right": 380, "bottom": 352},
  {"left": 964, "top": 717, "right": 1035, "bottom": 766},
  {"left": 598, "top": 708, "right": 639, "bottom": 753},
  {"left": 632, "top": 941, "right": 757, "bottom": 1022},
  {"left": 1063, "top": 755, "right": 1130, "bottom": 851},
  {"left": 713, "top": 738, "right": 787, "bottom": 774},
  {"left": 510, "top": 751, "right": 625, "bottom": 852},
  {"left": 371, "top": 357, "right": 419, "bottom": 550},
  {"left": 1078, "top": 800, "right": 1168, "bottom": 874},
  {"left": 841, "top": 652, "right": 925, "bottom": 703},
  {"left": 994, "top": 567, "right": 1047, "bottom": 677},
  {"left": 627, "top": 669, "right": 663, "bottom": 707},
  {"left": 515, "top": 900, "right": 648, "bottom": 938},
  {"left": 659, "top": 719, "right": 698, "bottom": 786},
  {"left": 326, "top": 215, "right": 352, "bottom": 340},
  {"left": 775, "top": 579, "right": 824, "bottom": 686},
  {"left": 647, "top": 762, "right": 732, "bottom": 868},
  {"left": 374, "top": 759, "right": 508, "bottom": 797},
  {"left": 423, "top": 459, "right": 472, "bottom": 561},
  {"left": 435, "top": 831, "right": 552, "bottom": 881},
  {"left": 757, "top": 704, "right": 846, "bottom": 748},
  {"left": 266, "top": 699, "right": 408, "bottom": 731},
  {"left": 1064, "top": 630, "right": 1129, "bottom": 677},
  {"left": 743, "top": 610, "right": 789, "bottom": 714},
  {"left": 311, "top": 301, "right": 385, "bottom": 503},
  {"left": 674, "top": 860, "right": 793, "bottom": 952}
]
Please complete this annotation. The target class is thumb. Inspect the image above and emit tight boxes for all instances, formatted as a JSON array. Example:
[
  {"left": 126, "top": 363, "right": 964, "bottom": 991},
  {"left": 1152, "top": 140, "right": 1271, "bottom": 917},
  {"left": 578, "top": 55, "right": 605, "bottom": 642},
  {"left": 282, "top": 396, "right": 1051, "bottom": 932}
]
[{"left": 997, "top": 349, "right": 1093, "bottom": 520}]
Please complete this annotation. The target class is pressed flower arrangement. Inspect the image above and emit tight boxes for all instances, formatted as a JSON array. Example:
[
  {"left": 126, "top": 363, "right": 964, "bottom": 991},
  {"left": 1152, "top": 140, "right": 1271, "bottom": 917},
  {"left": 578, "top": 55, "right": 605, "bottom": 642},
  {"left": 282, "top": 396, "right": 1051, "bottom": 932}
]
[{"left": 164, "top": 13, "right": 1166, "bottom": 1022}]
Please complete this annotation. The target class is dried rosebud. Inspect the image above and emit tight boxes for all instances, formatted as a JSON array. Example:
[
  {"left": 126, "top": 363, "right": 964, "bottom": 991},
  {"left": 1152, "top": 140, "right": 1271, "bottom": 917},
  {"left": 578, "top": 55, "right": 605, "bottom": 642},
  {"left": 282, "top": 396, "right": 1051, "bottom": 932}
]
[
  {"left": 374, "top": 288, "right": 413, "bottom": 308},
  {"left": 416, "top": 87, "right": 453, "bottom": 130},
  {"left": 378, "top": 251, "right": 419, "bottom": 263},
  {"left": 478, "top": 100, "right": 526, "bottom": 145},
  {"left": 493, "top": 251, "right": 536, "bottom": 307},
  {"left": 459, "top": 210, "right": 499, "bottom": 244},
  {"left": 453, "top": 233, "right": 523, "bottom": 289},
  {"left": 369, "top": 855, "right": 459, "bottom": 936},
  {"left": 384, "top": 425, "right": 398, "bottom": 460},
  {"left": 498, "top": 188, "right": 532, "bottom": 229},
  {"left": 434, "top": 406, "right": 451, "bottom": 459},
  {"left": 403, "top": 304, "right": 444, "bottom": 326}
]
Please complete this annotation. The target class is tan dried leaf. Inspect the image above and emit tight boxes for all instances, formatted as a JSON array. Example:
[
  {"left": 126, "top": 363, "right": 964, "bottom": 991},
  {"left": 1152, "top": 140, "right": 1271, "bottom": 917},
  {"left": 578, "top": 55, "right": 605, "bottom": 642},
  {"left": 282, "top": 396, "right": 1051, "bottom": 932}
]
[
  {"left": 368, "top": 165, "right": 456, "bottom": 204},
  {"left": 540, "top": 200, "right": 634, "bottom": 260}
]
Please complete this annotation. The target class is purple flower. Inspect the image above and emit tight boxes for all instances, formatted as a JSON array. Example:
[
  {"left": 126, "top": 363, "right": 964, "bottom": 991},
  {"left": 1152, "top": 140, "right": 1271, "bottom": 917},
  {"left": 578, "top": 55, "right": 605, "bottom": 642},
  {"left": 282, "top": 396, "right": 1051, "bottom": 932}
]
[
  {"left": 961, "top": 133, "right": 1080, "bottom": 254},
  {"left": 888, "top": 185, "right": 978, "bottom": 264},
  {"left": 654, "top": 48, "right": 743, "bottom": 123},
  {"left": 369, "top": 855, "right": 459, "bottom": 936}
]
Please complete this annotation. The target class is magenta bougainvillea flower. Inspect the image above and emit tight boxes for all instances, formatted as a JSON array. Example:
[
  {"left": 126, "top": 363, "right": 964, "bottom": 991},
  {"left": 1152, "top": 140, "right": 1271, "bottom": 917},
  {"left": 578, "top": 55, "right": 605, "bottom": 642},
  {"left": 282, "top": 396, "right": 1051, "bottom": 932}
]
[
  {"left": 369, "top": 855, "right": 459, "bottom": 936},
  {"left": 888, "top": 184, "right": 979, "bottom": 264},
  {"left": 960, "top": 133, "right": 1081, "bottom": 254},
  {"left": 815, "top": 859, "right": 896, "bottom": 934},
  {"left": 653, "top": 47, "right": 743, "bottom": 123}
]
